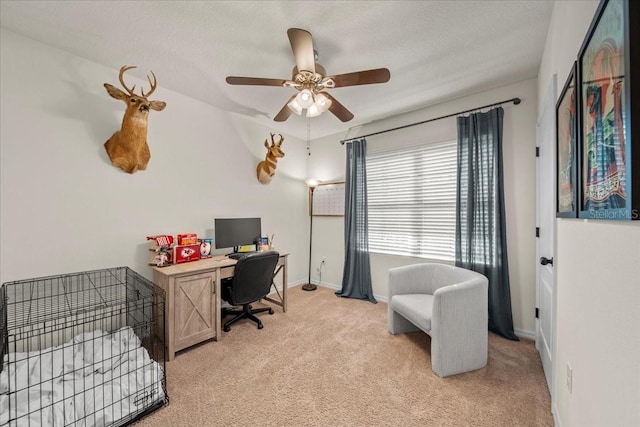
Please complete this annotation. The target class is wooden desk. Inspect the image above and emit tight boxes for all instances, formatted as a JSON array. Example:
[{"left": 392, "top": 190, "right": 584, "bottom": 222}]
[{"left": 152, "top": 253, "right": 288, "bottom": 360}]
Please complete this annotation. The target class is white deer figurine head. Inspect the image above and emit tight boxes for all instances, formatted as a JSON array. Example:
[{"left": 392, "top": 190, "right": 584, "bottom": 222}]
[
  {"left": 103, "top": 65, "right": 166, "bottom": 174},
  {"left": 256, "top": 133, "right": 285, "bottom": 184}
]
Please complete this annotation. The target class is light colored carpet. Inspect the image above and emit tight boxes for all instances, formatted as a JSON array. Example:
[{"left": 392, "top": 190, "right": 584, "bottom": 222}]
[{"left": 137, "top": 285, "right": 553, "bottom": 426}]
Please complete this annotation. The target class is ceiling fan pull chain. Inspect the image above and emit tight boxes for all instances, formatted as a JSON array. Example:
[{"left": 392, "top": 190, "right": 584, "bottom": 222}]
[{"left": 307, "top": 118, "right": 311, "bottom": 156}]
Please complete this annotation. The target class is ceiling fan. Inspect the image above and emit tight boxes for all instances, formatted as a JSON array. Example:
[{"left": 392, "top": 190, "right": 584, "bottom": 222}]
[{"left": 226, "top": 28, "right": 391, "bottom": 122}]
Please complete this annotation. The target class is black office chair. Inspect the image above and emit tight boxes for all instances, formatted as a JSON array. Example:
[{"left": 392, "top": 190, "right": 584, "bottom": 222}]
[{"left": 221, "top": 250, "right": 279, "bottom": 332}]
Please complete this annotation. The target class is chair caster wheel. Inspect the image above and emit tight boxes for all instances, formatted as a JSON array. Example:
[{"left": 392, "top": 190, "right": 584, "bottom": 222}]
[
  {"left": 223, "top": 325, "right": 230, "bottom": 332},
  {"left": 258, "top": 322, "right": 264, "bottom": 329},
  {"left": 268, "top": 308, "right": 274, "bottom": 315}
]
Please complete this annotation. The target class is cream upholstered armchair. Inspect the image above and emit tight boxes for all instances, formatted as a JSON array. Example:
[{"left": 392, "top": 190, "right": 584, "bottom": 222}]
[{"left": 387, "top": 263, "right": 489, "bottom": 377}]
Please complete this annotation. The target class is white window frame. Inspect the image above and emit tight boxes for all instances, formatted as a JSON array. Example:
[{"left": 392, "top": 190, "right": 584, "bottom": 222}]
[{"left": 366, "top": 139, "right": 457, "bottom": 261}]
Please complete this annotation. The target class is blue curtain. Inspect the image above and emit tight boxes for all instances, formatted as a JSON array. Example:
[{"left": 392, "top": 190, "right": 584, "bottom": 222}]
[
  {"left": 455, "top": 107, "right": 518, "bottom": 340},
  {"left": 336, "top": 138, "right": 377, "bottom": 303}
]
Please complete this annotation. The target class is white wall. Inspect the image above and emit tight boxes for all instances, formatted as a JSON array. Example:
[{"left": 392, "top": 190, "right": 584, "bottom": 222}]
[
  {"left": 0, "top": 28, "right": 310, "bottom": 285},
  {"left": 308, "top": 77, "right": 539, "bottom": 336},
  {"left": 538, "top": 2, "right": 640, "bottom": 426}
]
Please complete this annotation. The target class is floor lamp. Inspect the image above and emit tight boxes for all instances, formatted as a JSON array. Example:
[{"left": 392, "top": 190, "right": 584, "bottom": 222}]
[{"left": 302, "top": 179, "right": 319, "bottom": 291}]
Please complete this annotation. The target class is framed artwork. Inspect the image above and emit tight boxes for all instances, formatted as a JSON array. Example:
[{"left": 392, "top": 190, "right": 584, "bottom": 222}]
[
  {"left": 556, "top": 62, "right": 578, "bottom": 218},
  {"left": 577, "top": 0, "right": 639, "bottom": 220}
]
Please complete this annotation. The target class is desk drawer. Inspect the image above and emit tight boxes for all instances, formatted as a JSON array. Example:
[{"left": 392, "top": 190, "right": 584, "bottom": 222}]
[{"left": 220, "top": 266, "right": 235, "bottom": 279}]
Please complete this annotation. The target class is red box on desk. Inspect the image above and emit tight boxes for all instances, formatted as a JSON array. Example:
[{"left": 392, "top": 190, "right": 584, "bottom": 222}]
[
  {"left": 177, "top": 233, "right": 198, "bottom": 245},
  {"left": 174, "top": 244, "right": 200, "bottom": 263}
]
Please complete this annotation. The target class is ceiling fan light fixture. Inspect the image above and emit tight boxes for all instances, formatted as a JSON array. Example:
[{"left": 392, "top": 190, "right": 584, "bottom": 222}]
[
  {"left": 306, "top": 103, "right": 321, "bottom": 117},
  {"left": 315, "top": 93, "right": 332, "bottom": 112},
  {"left": 287, "top": 97, "right": 303, "bottom": 115},
  {"left": 297, "top": 89, "right": 314, "bottom": 109}
]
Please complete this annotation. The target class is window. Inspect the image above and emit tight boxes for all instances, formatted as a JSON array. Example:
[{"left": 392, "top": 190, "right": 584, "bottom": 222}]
[{"left": 366, "top": 139, "right": 457, "bottom": 260}]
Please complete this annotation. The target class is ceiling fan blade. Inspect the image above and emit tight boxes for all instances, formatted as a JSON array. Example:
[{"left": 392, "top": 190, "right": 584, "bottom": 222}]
[
  {"left": 287, "top": 28, "right": 315, "bottom": 74},
  {"left": 330, "top": 68, "right": 391, "bottom": 88},
  {"left": 226, "top": 76, "right": 286, "bottom": 86},
  {"left": 323, "top": 92, "right": 354, "bottom": 122},
  {"left": 274, "top": 94, "right": 297, "bottom": 122}
]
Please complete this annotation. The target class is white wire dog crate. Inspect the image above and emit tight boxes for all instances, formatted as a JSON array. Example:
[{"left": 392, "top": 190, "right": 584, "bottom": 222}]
[{"left": 0, "top": 267, "right": 167, "bottom": 426}]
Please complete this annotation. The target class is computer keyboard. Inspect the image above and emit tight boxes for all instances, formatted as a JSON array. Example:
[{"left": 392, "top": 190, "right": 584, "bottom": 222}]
[{"left": 227, "top": 252, "right": 257, "bottom": 260}]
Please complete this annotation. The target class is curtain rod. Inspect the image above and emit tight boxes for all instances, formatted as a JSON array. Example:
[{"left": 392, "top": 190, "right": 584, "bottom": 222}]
[{"left": 340, "top": 97, "right": 521, "bottom": 145}]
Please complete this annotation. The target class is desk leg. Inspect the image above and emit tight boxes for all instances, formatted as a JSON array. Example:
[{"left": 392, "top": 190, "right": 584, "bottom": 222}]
[
  {"left": 215, "top": 273, "right": 221, "bottom": 340},
  {"left": 264, "top": 256, "right": 288, "bottom": 312},
  {"left": 282, "top": 257, "right": 288, "bottom": 312}
]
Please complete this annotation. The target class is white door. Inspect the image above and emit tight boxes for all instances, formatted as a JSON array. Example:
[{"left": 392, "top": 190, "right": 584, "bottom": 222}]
[{"left": 536, "top": 75, "right": 556, "bottom": 398}]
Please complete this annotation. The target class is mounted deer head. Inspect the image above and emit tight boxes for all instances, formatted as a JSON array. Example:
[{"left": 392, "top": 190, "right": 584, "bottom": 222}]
[
  {"left": 256, "top": 133, "right": 285, "bottom": 184},
  {"left": 103, "top": 65, "right": 166, "bottom": 173}
]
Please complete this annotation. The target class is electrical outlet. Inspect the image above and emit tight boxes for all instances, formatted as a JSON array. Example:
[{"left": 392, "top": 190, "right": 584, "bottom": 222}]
[{"left": 566, "top": 363, "right": 572, "bottom": 393}]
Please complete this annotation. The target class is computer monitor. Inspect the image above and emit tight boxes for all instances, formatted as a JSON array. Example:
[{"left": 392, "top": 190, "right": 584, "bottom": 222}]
[{"left": 214, "top": 217, "right": 262, "bottom": 252}]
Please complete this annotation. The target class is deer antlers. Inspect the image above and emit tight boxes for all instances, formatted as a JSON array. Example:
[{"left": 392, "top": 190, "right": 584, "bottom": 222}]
[{"left": 117, "top": 65, "right": 157, "bottom": 98}]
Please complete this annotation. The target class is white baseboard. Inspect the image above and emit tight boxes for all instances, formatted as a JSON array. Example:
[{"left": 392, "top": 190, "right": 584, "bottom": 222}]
[
  {"left": 514, "top": 328, "right": 536, "bottom": 341},
  {"left": 315, "top": 281, "right": 339, "bottom": 291},
  {"left": 553, "top": 402, "right": 561, "bottom": 427},
  {"left": 314, "top": 281, "right": 389, "bottom": 303},
  {"left": 286, "top": 279, "right": 306, "bottom": 288}
]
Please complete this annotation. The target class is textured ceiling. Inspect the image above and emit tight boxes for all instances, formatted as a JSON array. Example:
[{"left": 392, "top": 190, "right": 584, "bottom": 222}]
[{"left": 0, "top": 0, "right": 554, "bottom": 140}]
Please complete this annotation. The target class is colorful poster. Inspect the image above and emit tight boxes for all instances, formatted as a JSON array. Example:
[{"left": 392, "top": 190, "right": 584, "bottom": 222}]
[{"left": 580, "top": 0, "right": 627, "bottom": 212}]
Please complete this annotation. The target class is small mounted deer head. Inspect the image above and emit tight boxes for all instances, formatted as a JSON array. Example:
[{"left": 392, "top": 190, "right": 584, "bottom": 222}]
[
  {"left": 256, "top": 133, "right": 285, "bottom": 184},
  {"left": 103, "top": 65, "right": 166, "bottom": 174}
]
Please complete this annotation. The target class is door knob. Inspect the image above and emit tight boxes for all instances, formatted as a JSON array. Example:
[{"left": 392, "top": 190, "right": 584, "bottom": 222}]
[{"left": 540, "top": 256, "right": 554, "bottom": 266}]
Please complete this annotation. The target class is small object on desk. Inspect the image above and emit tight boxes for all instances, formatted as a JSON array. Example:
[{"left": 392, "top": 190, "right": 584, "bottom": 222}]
[
  {"left": 151, "top": 247, "right": 172, "bottom": 267},
  {"left": 258, "top": 236, "right": 269, "bottom": 251},
  {"left": 174, "top": 244, "right": 200, "bottom": 263},
  {"left": 177, "top": 233, "right": 198, "bottom": 246},
  {"left": 199, "top": 238, "right": 212, "bottom": 258},
  {"left": 268, "top": 234, "right": 274, "bottom": 250},
  {"left": 147, "top": 234, "right": 175, "bottom": 251},
  {"left": 148, "top": 235, "right": 175, "bottom": 266}
]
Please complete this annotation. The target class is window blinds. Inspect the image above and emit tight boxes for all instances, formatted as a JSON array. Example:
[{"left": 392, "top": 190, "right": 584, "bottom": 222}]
[{"left": 366, "top": 139, "right": 457, "bottom": 260}]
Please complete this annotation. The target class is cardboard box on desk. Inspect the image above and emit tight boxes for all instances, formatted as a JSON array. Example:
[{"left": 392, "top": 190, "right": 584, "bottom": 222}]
[
  {"left": 177, "top": 233, "right": 198, "bottom": 245},
  {"left": 174, "top": 244, "right": 201, "bottom": 264}
]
